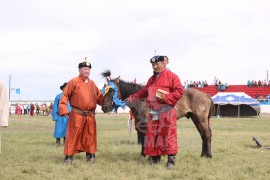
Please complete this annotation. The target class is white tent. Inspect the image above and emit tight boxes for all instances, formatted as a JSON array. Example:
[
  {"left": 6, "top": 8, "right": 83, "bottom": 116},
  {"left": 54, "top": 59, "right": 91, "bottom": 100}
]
[{"left": 212, "top": 92, "right": 260, "bottom": 117}]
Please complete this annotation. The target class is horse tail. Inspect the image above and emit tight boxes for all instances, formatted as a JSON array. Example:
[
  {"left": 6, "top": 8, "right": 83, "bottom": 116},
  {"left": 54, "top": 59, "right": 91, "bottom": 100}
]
[{"left": 207, "top": 94, "right": 215, "bottom": 124}]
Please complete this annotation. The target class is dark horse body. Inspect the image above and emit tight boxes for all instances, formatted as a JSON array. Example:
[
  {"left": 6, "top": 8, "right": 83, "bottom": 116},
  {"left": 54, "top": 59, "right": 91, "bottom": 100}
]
[{"left": 101, "top": 70, "right": 214, "bottom": 158}]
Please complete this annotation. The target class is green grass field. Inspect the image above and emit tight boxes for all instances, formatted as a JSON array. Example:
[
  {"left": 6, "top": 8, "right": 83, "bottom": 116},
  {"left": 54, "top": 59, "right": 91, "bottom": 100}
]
[{"left": 0, "top": 114, "right": 270, "bottom": 180}]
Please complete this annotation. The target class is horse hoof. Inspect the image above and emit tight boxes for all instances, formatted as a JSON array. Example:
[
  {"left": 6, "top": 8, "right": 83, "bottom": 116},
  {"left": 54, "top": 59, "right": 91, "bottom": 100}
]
[{"left": 201, "top": 153, "right": 212, "bottom": 158}]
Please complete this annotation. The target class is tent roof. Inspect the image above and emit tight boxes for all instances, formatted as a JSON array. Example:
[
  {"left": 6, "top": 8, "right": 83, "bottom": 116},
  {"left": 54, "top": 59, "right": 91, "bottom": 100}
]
[{"left": 212, "top": 92, "right": 260, "bottom": 106}]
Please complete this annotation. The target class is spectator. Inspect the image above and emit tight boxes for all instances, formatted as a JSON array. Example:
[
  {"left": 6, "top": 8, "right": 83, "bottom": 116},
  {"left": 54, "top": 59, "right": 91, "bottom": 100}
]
[
  {"left": 258, "top": 80, "right": 262, "bottom": 87},
  {"left": 30, "top": 103, "right": 35, "bottom": 117},
  {"left": 52, "top": 82, "right": 71, "bottom": 147},
  {"left": 23, "top": 104, "right": 27, "bottom": 115},
  {"left": 247, "top": 80, "right": 251, "bottom": 87},
  {"left": 16, "top": 104, "right": 22, "bottom": 116},
  {"left": 220, "top": 83, "right": 226, "bottom": 91},
  {"left": 27, "top": 104, "right": 30, "bottom": 114},
  {"left": 36, "top": 104, "right": 40, "bottom": 115},
  {"left": 204, "top": 80, "right": 208, "bottom": 87}
]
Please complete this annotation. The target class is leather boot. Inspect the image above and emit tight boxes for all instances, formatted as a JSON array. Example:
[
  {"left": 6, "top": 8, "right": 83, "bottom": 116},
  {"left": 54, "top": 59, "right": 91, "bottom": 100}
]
[
  {"left": 153, "top": 155, "right": 161, "bottom": 163},
  {"left": 147, "top": 155, "right": 161, "bottom": 165},
  {"left": 86, "top": 153, "right": 96, "bottom": 163},
  {"left": 166, "top": 155, "right": 176, "bottom": 169},
  {"left": 64, "top": 155, "right": 73, "bottom": 165},
  {"left": 56, "top": 138, "right": 60, "bottom": 147}
]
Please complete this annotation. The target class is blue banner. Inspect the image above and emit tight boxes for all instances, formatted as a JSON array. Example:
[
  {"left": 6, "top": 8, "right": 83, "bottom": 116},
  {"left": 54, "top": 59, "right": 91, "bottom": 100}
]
[{"left": 16, "top": 88, "right": 20, "bottom": 94}]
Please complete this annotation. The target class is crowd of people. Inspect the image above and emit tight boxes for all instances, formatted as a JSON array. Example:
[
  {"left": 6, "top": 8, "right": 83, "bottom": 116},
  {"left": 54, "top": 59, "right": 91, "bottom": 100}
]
[
  {"left": 9, "top": 103, "right": 53, "bottom": 116},
  {"left": 184, "top": 80, "right": 208, "bottom": 88},
  {"left": 214, "top": 77, "right": 229, "bottom": 91},
  {"left": 247, "top": 80, "right": 270, "bottom": 87}
]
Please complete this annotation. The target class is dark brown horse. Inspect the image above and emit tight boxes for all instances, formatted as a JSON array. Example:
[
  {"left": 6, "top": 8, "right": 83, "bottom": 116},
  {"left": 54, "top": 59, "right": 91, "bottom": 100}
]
[{"left": 101, "top": 70, "right": 214, "bottom": 158}]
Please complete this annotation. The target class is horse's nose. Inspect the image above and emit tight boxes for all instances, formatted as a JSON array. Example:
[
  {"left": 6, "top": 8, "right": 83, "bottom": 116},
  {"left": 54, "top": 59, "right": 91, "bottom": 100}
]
[{"left": 102, "top": 106, "right": 108, "bottom": 112}]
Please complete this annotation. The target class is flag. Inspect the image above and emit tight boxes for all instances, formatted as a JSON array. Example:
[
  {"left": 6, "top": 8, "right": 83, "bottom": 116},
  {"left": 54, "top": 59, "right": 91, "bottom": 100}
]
[
  {"left": 16, "top": 88, "right": 20, "bottom": 95},
  {"left": 133, "top": 78, "right": 136, "bottom": 84}
]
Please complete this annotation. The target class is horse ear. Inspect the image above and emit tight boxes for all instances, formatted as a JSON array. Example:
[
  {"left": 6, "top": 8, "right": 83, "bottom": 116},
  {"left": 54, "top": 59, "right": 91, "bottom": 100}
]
[{"left": 115, "top": 76, "right": 120, "bottom": 84}]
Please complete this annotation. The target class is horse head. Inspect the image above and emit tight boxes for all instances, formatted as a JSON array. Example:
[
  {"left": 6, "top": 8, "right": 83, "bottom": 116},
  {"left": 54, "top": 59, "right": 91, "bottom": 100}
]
[
  {"left": 101, "top": 84, "right": 116, "bottom": 113},
  {"left": 100, "top": 70, "right": 125, "bottom": 113}
]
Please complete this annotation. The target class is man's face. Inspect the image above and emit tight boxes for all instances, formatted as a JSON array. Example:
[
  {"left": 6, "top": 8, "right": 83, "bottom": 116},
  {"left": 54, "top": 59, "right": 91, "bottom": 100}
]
[
  {"left": 79, "top": 67, "right": 91, "bottom": 78},
  {"left": 151, "top": 61, "right": 165, "bottom": 72}
]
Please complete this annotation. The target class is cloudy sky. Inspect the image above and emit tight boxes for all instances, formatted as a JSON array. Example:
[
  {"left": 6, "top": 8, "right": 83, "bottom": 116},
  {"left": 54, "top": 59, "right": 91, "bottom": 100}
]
[{"left": 0, "top": 0, "right": 270, "bottom": 100}]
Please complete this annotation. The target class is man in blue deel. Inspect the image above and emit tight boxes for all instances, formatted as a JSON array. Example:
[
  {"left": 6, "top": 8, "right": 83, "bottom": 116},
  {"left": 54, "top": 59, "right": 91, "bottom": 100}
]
[{"left": 52, "top": 82, "right": 71, "bottom": 147}]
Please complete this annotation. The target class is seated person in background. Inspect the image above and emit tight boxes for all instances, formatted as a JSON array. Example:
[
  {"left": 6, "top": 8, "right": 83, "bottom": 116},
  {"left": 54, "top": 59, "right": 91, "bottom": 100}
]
[
  {"left": 193, "top": 81, "right": 197, "bottom": 87},
  {"left": 247, "top": 80, "right": 251, "bottom": 87},
  {"left": 263, "top": 80, "right": 267, "bottom": 87},
  {"left": 220, "top": 83, "right": 226, "bottom": 91},
  {"left": 258, "top": 80, "right": 262, "bottom": 87},
  {"left": 225, "top": 82, "right": 229, "bottom": 88},
  {"left": 251, "top": 80, "right": 255, "bottom": 87},
  {"left": 204, "top": 80, "right": 208, "bottom": 87},
  {"left": 197, "top": 81, "right": 202, "bottom": 88}
]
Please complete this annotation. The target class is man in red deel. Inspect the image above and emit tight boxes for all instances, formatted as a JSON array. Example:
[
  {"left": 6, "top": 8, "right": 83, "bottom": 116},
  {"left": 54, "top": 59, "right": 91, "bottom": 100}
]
[{"left": 127, "top": 55, "right": 183, "bottom": 169}]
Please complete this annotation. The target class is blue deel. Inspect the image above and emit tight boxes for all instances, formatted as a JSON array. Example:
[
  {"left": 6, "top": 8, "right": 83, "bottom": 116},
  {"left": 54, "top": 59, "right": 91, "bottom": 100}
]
[{"left": 52, "top": 92, "right": 71, "bottom": 138}]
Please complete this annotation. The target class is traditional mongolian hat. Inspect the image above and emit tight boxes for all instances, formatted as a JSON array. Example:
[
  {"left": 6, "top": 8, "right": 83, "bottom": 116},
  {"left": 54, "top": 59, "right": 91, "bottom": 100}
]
[
  {"left": 60, "top": 82, "right": 68, "bottom": 90},
  {"left": 150, "top": 55, "right": 164, "bottom": 63},
  {"left": 78, "top": 57, "right": 91, "bottom": 69}
]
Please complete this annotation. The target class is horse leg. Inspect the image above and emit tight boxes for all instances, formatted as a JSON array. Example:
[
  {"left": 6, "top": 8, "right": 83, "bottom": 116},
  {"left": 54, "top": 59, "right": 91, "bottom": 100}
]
[
  {"left": 199, "top": 119, "right": 212, "bottom": 158},
  {"left": 206, "top": 125, "right": 212, "bottom": 158},
  {"left": 140, "top": 132, "right": 146, "bottom": 157},
  {"left": 190, "top": 115, "right": 205, "bottom": 156},
  {"left": 139, "top": 123, "right": 147, "bottom": 157},
  {"left": 191, "top": 114, "right": 212, "bottom": 158}
]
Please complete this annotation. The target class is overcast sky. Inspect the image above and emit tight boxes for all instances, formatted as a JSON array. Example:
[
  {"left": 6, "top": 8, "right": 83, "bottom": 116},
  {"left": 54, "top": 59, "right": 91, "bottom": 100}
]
[{"left": 0, "top": 0, "right": 270, "bottom": 100}]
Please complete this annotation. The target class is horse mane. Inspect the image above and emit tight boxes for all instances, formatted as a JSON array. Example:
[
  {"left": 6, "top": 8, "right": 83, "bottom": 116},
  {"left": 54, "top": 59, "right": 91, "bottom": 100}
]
[
  {"left": 100, "top": 69, "right": 111, "bottom": 79},
  {"left": 118, "top": 80, "right": 144, "bottom": 100},
  {"left": 100, "top": 69, "right": 144, "bottom": 100}
]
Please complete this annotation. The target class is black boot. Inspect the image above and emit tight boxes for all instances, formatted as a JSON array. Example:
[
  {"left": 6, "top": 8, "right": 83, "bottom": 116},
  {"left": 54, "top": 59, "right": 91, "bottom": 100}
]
[
  {"left": 56, "top": 138, "right": 60, "bottom": 147},
  {"left": 147, "top": 155, "right": 161, "bottom": 165},
  {"left": 166, "top": 155, "right": 176, "bottom": 169},
  {"left": 64, "top": 155, "right": 73, "bottom": 165},
  {"left": 86, "top": 153, "right": 95, "bottom": 163}
]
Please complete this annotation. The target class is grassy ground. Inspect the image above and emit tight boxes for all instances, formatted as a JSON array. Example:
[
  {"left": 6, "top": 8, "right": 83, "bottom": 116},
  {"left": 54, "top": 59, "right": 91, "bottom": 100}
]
[{"left": 0, "top": 114, "right": 270, "bottom": 180}]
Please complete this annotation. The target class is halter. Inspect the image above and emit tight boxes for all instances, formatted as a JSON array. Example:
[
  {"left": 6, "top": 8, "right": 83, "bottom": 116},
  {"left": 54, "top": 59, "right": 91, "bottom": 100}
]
[{"left": 101, "top": 81, "right": 126, "bottom": 110}]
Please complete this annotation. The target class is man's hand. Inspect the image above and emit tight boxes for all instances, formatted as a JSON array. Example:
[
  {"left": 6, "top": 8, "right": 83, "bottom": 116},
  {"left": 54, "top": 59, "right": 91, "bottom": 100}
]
[
  {"left": 61, "top": 113, "right": 69, "bottom": 117},
  {"left": 125, "top": 97, "right": 131, "bottom": 106},
  {"left": 124, "top": 97, "right": 130, "bottom": 103},
  {"left": 157, "top": 94, "right": 165, "bottom": 103}
]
